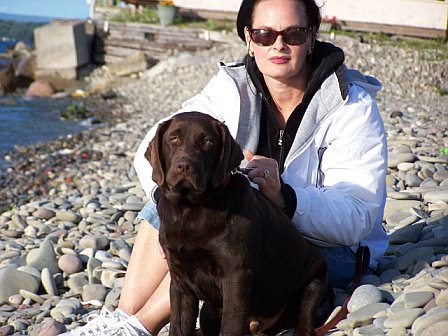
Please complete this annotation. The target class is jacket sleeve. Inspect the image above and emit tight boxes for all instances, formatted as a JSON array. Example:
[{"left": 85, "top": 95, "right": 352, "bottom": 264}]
[
  {"left": 291, "top": 84, "right": 387, "bottom": 247},
  {"left": 133, "top": 69, "right": 237, "bottom": 197}
]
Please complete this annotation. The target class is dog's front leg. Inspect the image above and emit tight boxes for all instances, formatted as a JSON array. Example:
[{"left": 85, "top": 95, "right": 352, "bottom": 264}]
[
  {"left": 169, "top": 279, "right": 199, "bottom": 336},
  {"left": 220, "top": 271, "right": 251, "bottom": 336},
  {"left": 294, "top": 259, "right": 329, "bottom": 336}
]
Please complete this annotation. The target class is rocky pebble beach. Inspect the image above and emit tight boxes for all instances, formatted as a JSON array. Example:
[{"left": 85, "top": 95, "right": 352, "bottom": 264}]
[{"left": 0, "top": 31, "right": 447, "bottom": 336}]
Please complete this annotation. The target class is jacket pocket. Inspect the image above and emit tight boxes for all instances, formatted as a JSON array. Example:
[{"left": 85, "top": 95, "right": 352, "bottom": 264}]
[{"left": 315, "top": 146, "right": 327, "bottom": 188}]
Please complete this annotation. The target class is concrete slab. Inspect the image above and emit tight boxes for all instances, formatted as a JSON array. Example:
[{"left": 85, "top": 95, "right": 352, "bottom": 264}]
[{"left": 34, "top": 22, "right": 91, "bottom": 70}]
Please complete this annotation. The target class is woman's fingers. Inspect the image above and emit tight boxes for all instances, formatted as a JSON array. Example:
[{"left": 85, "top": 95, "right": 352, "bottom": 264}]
[
  {"left": 245, "top": 155, "right": 283, "bottom": 206},
  {"left": 244, "top": 150, "right": 254, "bottom": 162}
]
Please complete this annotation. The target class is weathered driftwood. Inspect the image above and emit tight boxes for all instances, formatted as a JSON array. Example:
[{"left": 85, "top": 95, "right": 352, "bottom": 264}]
[
  {"left": 105, "top": 37, "right": 211, "bottom": 51},
  {"left": 95, "top": 21, "right": 212, "bottom": 64},
  {"left": 104, "top": 44, "right": 167, "bottom": 59}
]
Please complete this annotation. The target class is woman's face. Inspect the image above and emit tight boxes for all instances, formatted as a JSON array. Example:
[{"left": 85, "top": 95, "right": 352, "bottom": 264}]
[{"left": 246, "top": 0, "right": 313, "bottom": 84}]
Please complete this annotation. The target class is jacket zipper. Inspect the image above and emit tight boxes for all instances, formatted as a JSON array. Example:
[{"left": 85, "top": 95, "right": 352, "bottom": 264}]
[
  {"left": 264, "top": 97, "right": 287, "bottom": 172},
  {"left": 278, "top": 129, "right": 284, "bottom": 145},
  {"left": 278, "top": 129, "right": 286, "bottom": 172}
]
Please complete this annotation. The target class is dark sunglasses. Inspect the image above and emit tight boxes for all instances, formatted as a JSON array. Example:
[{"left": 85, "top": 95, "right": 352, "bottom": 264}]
[{"left": 248, "top": 27, "right": 313, "bottom": 46}]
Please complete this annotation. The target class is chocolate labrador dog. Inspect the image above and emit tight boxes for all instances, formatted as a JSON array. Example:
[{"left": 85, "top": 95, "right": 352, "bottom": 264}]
[{"left": 146, "top": 112, "right": 330, "bottom": 336}]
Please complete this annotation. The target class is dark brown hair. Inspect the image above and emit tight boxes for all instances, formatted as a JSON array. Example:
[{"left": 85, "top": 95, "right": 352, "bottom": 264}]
[{"left": 236, "top": 0, "right": 321, "bottom": 41}]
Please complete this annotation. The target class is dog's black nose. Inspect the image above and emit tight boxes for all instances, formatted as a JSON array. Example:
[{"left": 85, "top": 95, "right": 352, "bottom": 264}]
[{"left": 175, "top": 159, "right": 194, "bottom": 174}]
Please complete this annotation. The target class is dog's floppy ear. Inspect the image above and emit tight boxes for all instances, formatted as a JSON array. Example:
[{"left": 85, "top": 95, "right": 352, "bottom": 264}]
[
  {"left": 145, "top": 120, "right": 170, "bottom": 186},
  {"left": 212, "top": 122, "right": 244, "bottom": 187}
]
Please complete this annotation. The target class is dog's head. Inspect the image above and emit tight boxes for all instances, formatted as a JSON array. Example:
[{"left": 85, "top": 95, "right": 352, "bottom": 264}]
[{"left": 145, "top": 112, "right": 243, "bottom": 204}]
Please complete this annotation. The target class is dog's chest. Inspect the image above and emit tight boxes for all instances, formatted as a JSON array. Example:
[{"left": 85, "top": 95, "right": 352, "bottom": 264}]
[
  {"left": 160, "top": 205, "right": 227, "bottom": 270},
  {"left": 158, "top": 202, "right": 236, "bottom": 299},
  {"left": 163, "top": 228, "right": 225, "bottom": 303}
]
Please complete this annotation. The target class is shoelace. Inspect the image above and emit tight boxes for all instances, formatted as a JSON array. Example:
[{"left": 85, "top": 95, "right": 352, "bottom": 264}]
[
  {"left": 104, "top": 320, "right": 137, "bottom": 336},
  {"left": 72, "top": 307, "right": 119, "bottom": 336}
]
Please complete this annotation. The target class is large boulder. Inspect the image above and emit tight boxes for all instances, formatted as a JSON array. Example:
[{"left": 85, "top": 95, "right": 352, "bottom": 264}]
[
  {"left": 0, "top": 63, "right": 17, "bottom": 95},
  {"left": 26, "top": 79, "right": 55, "bottom": 97},
  {"left": 14, "top": 44, "right": 36, "bottom": 87}
]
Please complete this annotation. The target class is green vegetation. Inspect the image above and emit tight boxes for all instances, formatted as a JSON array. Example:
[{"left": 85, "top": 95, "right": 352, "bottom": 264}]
[
  {"left": 109, "top": 6, "right": 234, "bottom": 32},
  {"left": 110, "top": 7, "right": 159, "bottom": 24},
  {"left": 62, "top": 101, "right": 90, "bottom": 120},
  {"left": 0, "top": 20, "right": 44, "bottom": 46},
  {"left": 203, "top": 19, "right": 234, "bottom": 32},
  {"left": 436, "top": 86, "right": 448, "bottom": 96},
  {"left": 326, "top": 29, "right": 447, "bottom": 57},
  {"left": 4, "top": 204, "right": 14, "bottom": 212}
]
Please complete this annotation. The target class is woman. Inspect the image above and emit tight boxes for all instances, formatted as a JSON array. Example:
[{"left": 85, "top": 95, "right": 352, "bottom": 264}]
[{"left": 62, "top": 0, "right": 387, "bottom": 335}]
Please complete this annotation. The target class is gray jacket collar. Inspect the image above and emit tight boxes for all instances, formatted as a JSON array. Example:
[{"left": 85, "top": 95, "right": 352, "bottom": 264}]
[{"left": 218, "top": 61, "right": 381, "bottom": 163}]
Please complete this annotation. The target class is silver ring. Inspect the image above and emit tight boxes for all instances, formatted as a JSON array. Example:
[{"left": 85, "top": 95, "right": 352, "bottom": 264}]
[{"left": 263, "top": 169, "right": 270, "bottom": 178}]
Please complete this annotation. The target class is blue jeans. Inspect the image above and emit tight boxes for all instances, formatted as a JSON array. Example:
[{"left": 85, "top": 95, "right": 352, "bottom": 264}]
[
  {"left": 137, "top": 202, "right": 161, "bottom": 230},
  {"left": 138, "top": 202, "right": 363, "bottom": 290},
  {"left": 318, "top": 246, "right": 356, "bottom": 290}
]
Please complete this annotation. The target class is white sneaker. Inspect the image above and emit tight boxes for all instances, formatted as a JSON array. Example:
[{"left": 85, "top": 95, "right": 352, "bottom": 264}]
[{"left": 58, "top": 307, "right": 150, "bottom": 336}]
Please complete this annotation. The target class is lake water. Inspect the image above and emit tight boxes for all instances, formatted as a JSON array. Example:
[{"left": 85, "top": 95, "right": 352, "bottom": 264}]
[
  {"left": 0, "top": 40, "right": 16, "bottom": 53},
  {"left": 0, "top": 15, "right": 85, "bottom": 172},
  {"left": 0, "top": 96, "right": 88, "bottom": 171}
]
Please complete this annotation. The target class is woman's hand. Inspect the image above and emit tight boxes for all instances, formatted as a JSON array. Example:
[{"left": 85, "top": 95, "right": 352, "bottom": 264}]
[{"left": 244, "top": 151, "right": 285, "bottom": 208}]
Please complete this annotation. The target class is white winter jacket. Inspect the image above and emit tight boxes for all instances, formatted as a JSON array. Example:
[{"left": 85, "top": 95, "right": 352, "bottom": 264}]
[{"left": 134, "top": 60, "right": 388, "bottom": 269}]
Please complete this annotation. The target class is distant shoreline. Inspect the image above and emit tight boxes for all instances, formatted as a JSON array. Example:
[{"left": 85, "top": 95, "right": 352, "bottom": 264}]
[
  {"left": 0, "top": 12, "right": 51, "bottom": 24},
  {"left": 0, "top": 15, "right": 47, "bottom": 49}
]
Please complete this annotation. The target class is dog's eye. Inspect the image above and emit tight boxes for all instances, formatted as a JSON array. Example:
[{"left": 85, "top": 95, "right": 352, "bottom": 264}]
[
  {"left": 203, "top": 138, "right": 214, "bottom": 146},
  {"left": 169, "top": 136, "right": 179, "bottom": 144}
]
